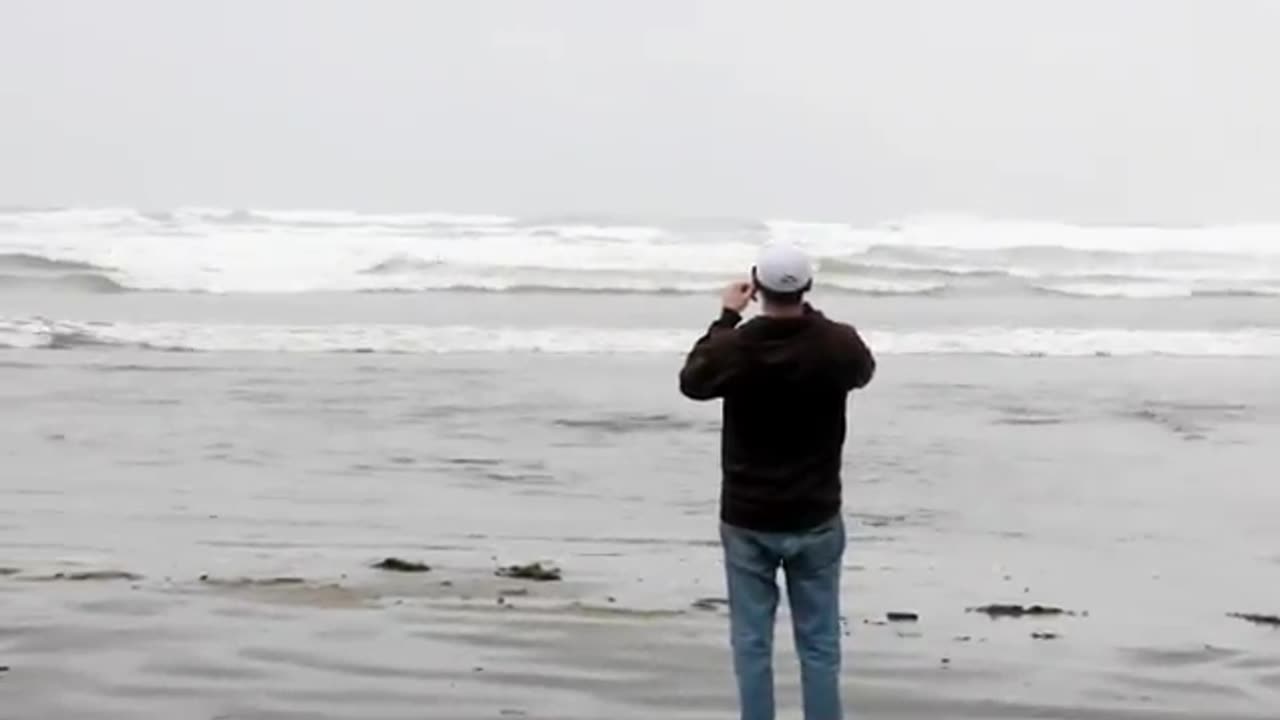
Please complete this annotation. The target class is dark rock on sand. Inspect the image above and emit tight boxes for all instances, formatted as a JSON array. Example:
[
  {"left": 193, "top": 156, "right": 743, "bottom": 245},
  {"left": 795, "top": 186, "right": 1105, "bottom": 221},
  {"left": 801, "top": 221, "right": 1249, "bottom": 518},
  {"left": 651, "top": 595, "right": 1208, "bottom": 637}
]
[
  {"left": 199, "top": 575, "right": 305, "bottom": 587},
  {"left": 496, "top": 562, "right": 562, "bottom": 582},
  {"left": 969, "top": 604, "right": 1074, "bottom": 618},
  {"left": 692, "top": 597, "right": 730, "bottom": 611},
  {"left": 1229, "top": 613, "right": 1280, "bottom": 627},
  {"left": 36, "top": 570, "right": 143, "bottom": 582},
  {"left": 372, "top": 557, "right": 431, "bottom": 573},
  {"left": 887, "top": 611, "right": 919, "bottom": 622},
  {"left": 1032, "top": 632, "right": 1060, "bottom": 640}
]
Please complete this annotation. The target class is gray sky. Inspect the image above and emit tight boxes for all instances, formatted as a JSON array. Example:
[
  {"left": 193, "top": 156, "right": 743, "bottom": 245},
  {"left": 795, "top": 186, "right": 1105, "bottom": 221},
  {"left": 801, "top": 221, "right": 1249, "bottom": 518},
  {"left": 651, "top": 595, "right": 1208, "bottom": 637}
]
[{"left": 2, "top": 0, "right": 1279, "bottom": 223}]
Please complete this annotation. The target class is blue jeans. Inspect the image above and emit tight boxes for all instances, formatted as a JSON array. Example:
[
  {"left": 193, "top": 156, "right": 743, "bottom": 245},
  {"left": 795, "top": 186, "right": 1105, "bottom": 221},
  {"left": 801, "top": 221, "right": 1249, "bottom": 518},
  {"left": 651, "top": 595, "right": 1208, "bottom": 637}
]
[{"left": 720, "top": 514, "right": 845, "bottom": 720}]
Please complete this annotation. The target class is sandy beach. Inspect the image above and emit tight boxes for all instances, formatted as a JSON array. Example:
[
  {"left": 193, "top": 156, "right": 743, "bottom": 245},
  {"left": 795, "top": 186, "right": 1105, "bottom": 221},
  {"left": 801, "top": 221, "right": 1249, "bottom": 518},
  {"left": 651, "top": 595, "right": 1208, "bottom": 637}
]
[{"left": 3, "top": 339, "right": 1280, "bottom": 719}]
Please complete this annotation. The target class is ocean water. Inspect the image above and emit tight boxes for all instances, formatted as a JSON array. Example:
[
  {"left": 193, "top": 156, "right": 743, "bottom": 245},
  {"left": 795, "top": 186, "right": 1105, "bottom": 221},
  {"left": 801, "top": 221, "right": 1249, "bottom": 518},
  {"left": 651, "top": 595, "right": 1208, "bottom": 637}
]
[
  {"left": 2, "top": 208, "right": 1280, "bottom": 718},
  {"left": 2, "top": 207, "right": 1279, "bottom": 356}
]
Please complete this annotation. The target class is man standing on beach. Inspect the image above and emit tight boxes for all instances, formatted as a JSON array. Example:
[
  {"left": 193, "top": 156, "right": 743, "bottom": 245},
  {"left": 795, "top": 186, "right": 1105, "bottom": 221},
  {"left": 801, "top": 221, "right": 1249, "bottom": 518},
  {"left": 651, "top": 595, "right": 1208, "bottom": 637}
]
[{"left": 679, "top": 242, "right": 876, "bottom": 720}]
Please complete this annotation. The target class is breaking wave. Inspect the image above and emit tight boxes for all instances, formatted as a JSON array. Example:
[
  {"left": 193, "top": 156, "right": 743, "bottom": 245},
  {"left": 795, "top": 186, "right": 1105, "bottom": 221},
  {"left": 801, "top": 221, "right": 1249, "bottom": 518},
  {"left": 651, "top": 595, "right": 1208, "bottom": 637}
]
[
  {"left": 0, "top": 272, "right": 129, "bottom": 293},
  {"left": 4, "top": 317, "right": 1279, "bottom": 358},
  {"left": 3, "top": 208, "right": 1279, "bottom": 297},
  {"left": 0, "top": 253, "right": 128, "bottom": 293},
  {"left": 0, "top": 252, "right": 110, "bottom": 273},
  {"left": 1031, "top": 282, "right": 1280, "bottom": 299}
]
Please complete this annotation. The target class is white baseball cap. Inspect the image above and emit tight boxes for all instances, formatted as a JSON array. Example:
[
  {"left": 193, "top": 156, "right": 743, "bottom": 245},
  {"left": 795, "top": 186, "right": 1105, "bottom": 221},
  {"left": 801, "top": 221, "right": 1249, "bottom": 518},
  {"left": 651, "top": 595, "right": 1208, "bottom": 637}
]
[{"left": 753, "top": 242, "right": 814, "bottom": 293}]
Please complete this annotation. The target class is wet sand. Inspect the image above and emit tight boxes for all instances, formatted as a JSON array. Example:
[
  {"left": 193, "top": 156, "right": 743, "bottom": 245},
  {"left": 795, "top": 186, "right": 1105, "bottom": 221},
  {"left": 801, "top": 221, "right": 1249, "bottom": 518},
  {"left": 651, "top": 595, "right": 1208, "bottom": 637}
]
[
  {"left": 3, "top": 562, "right": 1279, "bottom": 720},
  {"left": 3, "top": 347, "right": 1280, "bottom": 718}
]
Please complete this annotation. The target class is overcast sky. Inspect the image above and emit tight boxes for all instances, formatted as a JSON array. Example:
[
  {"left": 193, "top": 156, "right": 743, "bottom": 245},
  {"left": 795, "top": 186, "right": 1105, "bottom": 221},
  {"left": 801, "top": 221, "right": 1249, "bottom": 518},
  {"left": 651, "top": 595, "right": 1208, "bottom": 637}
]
[{"left": 2, "top": 0, "right": 1278, "bottom": 223}]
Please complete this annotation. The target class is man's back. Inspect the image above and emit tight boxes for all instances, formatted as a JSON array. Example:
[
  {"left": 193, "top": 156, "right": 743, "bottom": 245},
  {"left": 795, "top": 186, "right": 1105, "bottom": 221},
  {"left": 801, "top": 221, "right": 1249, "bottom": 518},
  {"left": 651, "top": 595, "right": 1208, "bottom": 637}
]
[{"left": 680, "top": 306, "right": 875, "bottom": 531}]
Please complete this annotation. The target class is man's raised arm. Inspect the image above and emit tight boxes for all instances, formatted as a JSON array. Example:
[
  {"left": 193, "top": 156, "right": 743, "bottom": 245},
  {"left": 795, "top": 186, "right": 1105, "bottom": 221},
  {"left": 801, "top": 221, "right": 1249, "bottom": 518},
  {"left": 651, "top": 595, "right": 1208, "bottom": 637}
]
[{"left": 678, "top": 282, "right": 754, "bottom": 400}]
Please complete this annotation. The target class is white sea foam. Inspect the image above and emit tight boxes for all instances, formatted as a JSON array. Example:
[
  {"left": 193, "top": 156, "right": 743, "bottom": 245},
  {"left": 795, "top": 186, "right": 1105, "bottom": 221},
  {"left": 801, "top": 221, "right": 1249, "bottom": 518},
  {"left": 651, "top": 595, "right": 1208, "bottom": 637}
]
[
  {"left": 2, "top": 208, "right": 1279, "bottom": 296},
  {"left": 4, "top": 317, "right": 1278, "bottom": 357},
  {"left": 766, "top": 216, "right": 1280, "bottom": 255}
]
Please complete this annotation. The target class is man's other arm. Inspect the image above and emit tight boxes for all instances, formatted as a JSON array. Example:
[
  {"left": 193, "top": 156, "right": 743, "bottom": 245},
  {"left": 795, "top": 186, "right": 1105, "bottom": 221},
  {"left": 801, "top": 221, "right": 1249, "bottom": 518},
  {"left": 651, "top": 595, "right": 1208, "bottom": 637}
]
[{"left": 834, "top": 323, "right": 876, "bottom": 390}]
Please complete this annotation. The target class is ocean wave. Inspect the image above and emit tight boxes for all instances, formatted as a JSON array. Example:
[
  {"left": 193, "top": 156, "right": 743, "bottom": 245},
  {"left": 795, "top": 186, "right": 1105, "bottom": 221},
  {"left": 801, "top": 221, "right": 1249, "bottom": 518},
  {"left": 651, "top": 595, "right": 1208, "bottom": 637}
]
[
  {"left": 350, "top": 274, "right": 944, "bottom": 296},
  {"left": 4, "top": 317, "right": 1279, "bottom": 357},
  {"left": 355, "top": 282, "right": 942, "bottom": 297},
  {"left": 0, "top": 272, "right": 129, "bottom": 294},
  {"left": 1191, "top": 288, "right": 1280, "bottom": 299},
  {"left": 0, "top": 252, "right": 109, "bottom": 273},
  {"left": 823, "top": 278, "right": 950, "bottom": 296},
  {"left": 353, "top": 256, "right": 949, "bottom": 296},
  {"left": 359, "top": 255, "right": 442, "bottom": 275},
  {"left": 767, "top": 216, "right": 1280, "bottom": 255},
  {"left": 1031, "top": 282, "right": 1197, "bottom": 299},
  {"left": 1033, "top": 281, "right": 1280, "bottom": 299},
  {"left": 0, "top": 206, "right": 517, "bottom": 230},
  {"left": 4, "top": 208, "right": 1280, "bottom": 297},
  {"left": 243, "top": 209, "right": 515, "bottom": 228}
]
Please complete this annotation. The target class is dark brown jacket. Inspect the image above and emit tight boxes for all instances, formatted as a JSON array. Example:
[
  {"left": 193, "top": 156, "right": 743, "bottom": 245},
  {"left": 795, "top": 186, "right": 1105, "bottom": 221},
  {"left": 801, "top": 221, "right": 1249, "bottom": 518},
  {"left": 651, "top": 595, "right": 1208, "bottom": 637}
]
[{"left": 679, "top": 305, "right": 875, "bottom": 531}]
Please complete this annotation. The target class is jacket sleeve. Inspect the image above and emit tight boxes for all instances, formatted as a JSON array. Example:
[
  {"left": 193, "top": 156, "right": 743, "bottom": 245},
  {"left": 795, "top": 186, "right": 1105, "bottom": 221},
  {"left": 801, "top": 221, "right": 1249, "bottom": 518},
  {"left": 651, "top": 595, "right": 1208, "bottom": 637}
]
[
  {"left": 835, "top": 323, "right": 876, "bottom": 390},
  {"left": 678, "top": 309, "right": 743, "bottom": 401}
]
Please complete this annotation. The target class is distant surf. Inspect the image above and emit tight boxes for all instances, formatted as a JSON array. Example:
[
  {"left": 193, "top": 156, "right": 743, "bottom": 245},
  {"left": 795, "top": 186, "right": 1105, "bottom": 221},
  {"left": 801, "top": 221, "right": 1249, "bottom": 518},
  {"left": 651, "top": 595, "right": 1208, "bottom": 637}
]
[{"left": 2, "top": 208, "right": 1279, "bottom": 297}]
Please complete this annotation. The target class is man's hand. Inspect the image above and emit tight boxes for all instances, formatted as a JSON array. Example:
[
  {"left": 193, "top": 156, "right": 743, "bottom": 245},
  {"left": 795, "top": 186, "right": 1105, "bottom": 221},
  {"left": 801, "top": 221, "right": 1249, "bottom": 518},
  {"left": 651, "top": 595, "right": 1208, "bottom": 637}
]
[{"left": 721, "top": 280, "right": 755, "bottom": 313}]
